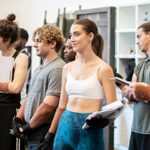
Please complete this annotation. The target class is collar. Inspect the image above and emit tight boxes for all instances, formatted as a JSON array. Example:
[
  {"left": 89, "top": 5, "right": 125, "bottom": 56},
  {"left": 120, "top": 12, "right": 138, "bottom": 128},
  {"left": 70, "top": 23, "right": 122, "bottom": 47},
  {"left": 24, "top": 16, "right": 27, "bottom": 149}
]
[{"left": 144, "top": 56, "right": 150, "bottom": 62}]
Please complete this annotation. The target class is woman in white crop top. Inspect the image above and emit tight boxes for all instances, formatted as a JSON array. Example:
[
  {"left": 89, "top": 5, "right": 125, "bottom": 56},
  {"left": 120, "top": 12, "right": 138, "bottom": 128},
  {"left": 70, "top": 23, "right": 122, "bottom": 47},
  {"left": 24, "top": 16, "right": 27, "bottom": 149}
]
[{"left": 40, "top": 19, "right": 117, "bottom": 150}]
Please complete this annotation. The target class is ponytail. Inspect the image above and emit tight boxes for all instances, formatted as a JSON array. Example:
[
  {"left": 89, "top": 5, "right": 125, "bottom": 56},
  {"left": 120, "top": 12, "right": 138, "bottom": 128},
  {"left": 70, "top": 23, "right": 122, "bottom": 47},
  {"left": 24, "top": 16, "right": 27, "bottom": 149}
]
[{"left": 92, "top": 34, "right": 104, "bottom": 58}]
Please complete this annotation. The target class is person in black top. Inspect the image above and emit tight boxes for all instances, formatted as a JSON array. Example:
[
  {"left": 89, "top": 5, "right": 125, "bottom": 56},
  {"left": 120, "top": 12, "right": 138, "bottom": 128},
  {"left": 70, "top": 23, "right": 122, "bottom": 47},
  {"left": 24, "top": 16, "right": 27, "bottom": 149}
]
[
  {"left": 14, "top": 28, "right": 29, "bottom": 52},
  {"left": 14, "top": 27, "right": 30, "bottom": 102},
  {"left": 0, "top": 14, "right": 28, "bottom": 150},
  {"left": 14, "top": 27, "right": 30, "bottom": 150}
]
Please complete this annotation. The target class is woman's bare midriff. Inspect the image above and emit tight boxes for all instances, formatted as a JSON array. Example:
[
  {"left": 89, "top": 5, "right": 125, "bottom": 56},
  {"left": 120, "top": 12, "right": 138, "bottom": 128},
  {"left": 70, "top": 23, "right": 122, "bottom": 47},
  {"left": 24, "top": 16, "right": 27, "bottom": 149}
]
[{"left": 66, "top": 98, "right": 102, "bottom": 113}]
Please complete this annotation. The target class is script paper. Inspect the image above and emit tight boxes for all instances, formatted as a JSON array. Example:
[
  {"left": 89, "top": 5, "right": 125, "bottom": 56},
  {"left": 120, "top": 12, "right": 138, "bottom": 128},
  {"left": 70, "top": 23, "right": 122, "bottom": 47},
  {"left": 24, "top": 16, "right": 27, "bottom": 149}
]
[{"left": 82, "top": 100, "right": 125, "bottom": 129}]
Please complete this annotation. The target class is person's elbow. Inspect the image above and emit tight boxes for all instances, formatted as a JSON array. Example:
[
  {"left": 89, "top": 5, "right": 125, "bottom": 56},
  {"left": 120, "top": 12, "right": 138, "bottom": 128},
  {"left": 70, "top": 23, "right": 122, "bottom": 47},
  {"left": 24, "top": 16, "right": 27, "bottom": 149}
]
[{"left": 8, "top": 83, "right": 23, "bottom": 94}]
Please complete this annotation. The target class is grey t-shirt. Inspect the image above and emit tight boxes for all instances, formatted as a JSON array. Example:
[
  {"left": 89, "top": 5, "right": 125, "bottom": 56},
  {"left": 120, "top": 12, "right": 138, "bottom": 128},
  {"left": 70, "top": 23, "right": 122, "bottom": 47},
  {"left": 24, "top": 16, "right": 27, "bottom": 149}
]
[
  {"left": 132, "top": 56, "right": 150, "bottom": 134},
  {"left": 24, "top": 57, "right": 65, "bottom": 122}
]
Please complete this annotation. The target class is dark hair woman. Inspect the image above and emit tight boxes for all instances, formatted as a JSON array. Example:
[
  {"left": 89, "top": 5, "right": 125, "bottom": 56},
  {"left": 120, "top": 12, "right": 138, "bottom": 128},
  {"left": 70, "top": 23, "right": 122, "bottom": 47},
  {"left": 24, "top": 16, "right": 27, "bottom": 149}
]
[
  {"left": 0, "top": 14, "right": 28, "bottom": 150},
  {"left": 39, "top": 18, "right": 117, "bottom": 150}
]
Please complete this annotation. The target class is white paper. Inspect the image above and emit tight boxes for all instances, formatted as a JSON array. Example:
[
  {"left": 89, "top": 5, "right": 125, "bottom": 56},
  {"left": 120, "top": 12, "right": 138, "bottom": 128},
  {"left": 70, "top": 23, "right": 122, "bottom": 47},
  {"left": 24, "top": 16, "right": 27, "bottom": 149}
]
[
  {"left": 82, "top": 100, "right": 125, "bottom": 129},
  {"left": 0, "top": 55, "right": 14, "bottom": 82}
]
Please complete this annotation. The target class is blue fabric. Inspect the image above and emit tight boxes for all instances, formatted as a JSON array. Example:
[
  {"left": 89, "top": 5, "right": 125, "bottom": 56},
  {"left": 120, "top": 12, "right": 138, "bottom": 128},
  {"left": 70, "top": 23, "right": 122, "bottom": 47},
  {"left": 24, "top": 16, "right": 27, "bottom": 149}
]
[
  {"left": 26, "top": 124, "right": 49, "bottom": 150},
  {"left": 27, "top": 135, "right": 42, "bottom": 150},
  {"left": 27, "top": 143, "right": 39, "bottom": 150},
  {"left": 53, "top": 110, "right": 104, "bottom": 150}
]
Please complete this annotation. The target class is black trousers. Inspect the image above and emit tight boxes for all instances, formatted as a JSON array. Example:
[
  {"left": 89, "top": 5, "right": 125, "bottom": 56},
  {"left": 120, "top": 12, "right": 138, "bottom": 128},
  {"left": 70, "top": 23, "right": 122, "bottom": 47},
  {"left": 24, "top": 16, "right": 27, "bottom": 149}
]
[
  {"left": 0, "top": 107, "right": 16, "bottom": 150},
  {"left": 20, "top": 138, "right": 26, "bottom": 150},
  {"left": 129, "top": 131, "right": 150, "bottom": 150}
]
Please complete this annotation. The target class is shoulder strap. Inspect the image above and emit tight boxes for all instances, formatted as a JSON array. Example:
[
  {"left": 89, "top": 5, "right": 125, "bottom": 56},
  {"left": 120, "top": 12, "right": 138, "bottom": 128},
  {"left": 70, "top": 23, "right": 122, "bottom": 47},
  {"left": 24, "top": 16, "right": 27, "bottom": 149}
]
[
  {"left": 12, "top": 51, "right": 20, "bottom": 59},
  {"left": 12, "top": 51, "right": 20, "bottom": 81},
  {"left": 21, "top": 49, "right": 30, "bottom": 56}
]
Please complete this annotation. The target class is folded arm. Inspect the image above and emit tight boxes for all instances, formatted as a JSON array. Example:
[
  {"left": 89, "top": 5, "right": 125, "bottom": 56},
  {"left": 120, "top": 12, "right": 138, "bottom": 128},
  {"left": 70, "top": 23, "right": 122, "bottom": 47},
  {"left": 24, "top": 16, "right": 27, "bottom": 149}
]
[{"left": 131, "top": 83, "right": 150, "bottom": 101}]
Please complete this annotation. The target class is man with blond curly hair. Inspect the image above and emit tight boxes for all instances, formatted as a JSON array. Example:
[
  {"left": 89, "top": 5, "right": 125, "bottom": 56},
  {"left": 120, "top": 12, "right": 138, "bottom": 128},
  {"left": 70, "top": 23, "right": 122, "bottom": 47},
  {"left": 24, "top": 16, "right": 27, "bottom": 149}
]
[{"left": 11, "top": 24, "right": 65, "bottom": 149}]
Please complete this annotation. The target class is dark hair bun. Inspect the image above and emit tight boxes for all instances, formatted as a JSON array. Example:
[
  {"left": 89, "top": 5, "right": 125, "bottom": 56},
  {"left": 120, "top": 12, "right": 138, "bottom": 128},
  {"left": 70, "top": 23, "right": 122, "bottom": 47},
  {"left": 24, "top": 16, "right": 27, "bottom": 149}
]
[{"left": 7, "top": 14, "right": 16, "bottom": 22}]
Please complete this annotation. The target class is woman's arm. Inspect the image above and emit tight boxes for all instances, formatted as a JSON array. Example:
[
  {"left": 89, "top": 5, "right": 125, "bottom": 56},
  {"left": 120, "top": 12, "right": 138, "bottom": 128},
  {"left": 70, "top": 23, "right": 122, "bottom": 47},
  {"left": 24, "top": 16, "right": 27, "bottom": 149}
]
[
  {"left": 4, "top": 52, "right": 28, "bottom": 93},
  {"left": 49, "top": 64, "right": 69, "bottom": 133},
  {"left": 98, "top": 63, "right": 117, "bottom": 104}
]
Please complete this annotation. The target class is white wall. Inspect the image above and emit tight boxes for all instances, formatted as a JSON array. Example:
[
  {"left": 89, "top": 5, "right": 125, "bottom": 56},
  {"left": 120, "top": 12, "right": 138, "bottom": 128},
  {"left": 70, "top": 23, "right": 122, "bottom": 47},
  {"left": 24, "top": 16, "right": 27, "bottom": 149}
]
[
  {"left": 0, "top": 0, "right": 149, "bottom": 44},
  {"left": 0, "top": 0, "right": 149, "bottom": 71}
]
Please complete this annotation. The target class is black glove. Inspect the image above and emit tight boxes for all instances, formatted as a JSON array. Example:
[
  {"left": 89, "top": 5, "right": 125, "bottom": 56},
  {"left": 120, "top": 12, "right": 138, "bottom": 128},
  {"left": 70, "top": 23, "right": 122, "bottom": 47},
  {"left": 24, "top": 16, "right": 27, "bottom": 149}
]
[
  {"left": 38, "top": 132, "right": 55, "bottom": 150},
  {"left": 86, "top": 116, "right": 110, "bottom": 128},
  {"left": 11, "top": 117, "right": 23, "bottom": 138},
  {"left": 21, "top": 123, "right": 32, "bottom": 135}
]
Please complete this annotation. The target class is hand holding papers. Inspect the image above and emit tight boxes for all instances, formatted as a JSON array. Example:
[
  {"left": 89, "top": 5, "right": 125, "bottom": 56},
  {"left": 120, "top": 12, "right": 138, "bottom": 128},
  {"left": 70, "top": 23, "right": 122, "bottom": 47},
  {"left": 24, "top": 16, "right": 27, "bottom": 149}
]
[
  {"left": 82, "top": 100, "right": 125, "bottom": 129},
  {"left": 85, "top": 117, "right": 110, "bottom": 129},
  {"left": 112, "top": 77, "right": 130, "bottom": 86}
]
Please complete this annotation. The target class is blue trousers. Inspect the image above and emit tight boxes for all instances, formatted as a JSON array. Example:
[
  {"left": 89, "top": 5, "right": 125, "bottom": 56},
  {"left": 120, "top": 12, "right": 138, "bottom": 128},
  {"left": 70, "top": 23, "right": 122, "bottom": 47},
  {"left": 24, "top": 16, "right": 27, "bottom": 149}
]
[
  {"left": 26, "top": 124, "right": 50, "bottom": 150},
  {"left": 53, "top": 110, "right": 104, "bottom": 150}
]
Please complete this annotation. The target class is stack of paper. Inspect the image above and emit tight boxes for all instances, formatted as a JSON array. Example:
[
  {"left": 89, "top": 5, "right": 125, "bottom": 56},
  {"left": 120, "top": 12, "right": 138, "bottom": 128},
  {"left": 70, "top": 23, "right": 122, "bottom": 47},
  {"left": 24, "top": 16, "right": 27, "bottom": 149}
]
[{"left": 82, "top": 100, "right": 125, "bottom": 129}]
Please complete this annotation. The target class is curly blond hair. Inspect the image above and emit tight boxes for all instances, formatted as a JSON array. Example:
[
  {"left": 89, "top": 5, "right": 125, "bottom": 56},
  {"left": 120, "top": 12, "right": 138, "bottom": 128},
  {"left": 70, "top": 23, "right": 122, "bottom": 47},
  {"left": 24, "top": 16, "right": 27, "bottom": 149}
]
[
  {"left": 37, "top": 24, "right": 65, "bottom": 52},
  {"left": 32, "top": 27, "right": 42, "bottom": 41}
]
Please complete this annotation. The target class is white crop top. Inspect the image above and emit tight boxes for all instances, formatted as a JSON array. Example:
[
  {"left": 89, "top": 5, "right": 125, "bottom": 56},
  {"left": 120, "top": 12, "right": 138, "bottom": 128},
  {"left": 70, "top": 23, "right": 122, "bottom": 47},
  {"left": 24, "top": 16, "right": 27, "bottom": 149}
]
[{"left": 66, "top": 71, "right": 104, "bottom": 100}]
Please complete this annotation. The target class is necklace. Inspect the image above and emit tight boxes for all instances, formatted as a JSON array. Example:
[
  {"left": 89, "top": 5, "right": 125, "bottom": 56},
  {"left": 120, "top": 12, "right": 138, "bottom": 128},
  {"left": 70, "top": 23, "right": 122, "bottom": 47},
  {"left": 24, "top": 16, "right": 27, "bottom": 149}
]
[{"left": 40, "top": 56, "right": 59, "bottom": 69}]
